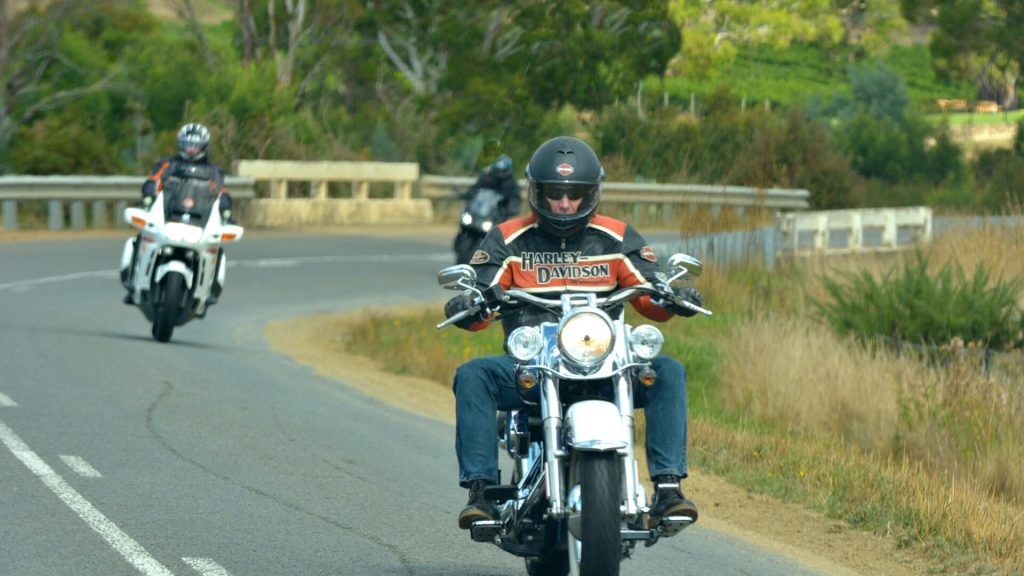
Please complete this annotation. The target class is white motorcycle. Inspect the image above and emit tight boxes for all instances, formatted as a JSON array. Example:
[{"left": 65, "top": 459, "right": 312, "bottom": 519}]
[
  {"left": 120, "top": 173, "right": 243, "bottom": 342},
  {"left": 437, "top": 253, "right": 711, "bottom": 576}
]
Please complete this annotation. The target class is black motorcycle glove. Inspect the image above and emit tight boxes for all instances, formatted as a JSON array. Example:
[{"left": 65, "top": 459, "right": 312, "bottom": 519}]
[
  {"left": 444, "top": 292, "right": 483, "bottom": 329},
  {"left": 659, "top": 286, "right": 703, "bottom": 318}
]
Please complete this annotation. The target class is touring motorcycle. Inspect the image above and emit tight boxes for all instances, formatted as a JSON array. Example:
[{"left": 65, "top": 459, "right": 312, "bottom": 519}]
[
  {"left": 453, "top": 187, "right": 504, "bottom": 264},
  {"left": 437, "top": 253, "right": 711, "bottom": 576},
  {"left": 120, "top": 167, "right": 243, "bottom": 342}
]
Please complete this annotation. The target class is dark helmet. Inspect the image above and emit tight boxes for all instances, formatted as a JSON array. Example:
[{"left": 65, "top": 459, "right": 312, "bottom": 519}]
[
  {"left": 177, "top": 123, "right": 211, "bottom": 162},
  {"left": 490, "top": 155, "right": 513, "bottom": 179},
  {"left": 525, "top": 136, "right": 604, "bottom": 238}
]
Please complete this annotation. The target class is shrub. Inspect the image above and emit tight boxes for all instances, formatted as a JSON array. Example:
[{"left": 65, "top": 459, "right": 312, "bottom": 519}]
[{"left": 813, "top": 251, "right": 1024, "bottom": 351}]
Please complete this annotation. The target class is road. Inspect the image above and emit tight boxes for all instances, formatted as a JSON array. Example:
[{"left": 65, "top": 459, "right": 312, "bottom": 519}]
[{"left": 0, "top": 231, "right": 831, "bottom": 576}]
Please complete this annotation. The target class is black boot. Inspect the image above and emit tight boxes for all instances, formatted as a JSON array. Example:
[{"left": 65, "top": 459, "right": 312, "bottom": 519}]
[
  {"left": 650, "top": 475, "right": 698, "bottom": 523},
  {"left": 458, "top": 479, "right": 498, "bottom": 529}
]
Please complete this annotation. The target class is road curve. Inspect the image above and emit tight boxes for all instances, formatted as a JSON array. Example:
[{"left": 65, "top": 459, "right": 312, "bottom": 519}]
[{"left": 0, "top": 232, "right": 831, "bottom": 576}]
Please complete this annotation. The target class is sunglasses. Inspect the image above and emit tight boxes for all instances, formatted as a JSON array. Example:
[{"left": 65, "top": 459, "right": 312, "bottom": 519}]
[{"left": 540, "top": 184, "right": 591, "bottom": 201}]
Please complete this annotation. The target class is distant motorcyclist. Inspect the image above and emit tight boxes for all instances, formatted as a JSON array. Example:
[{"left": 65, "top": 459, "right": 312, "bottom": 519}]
[
  {"left": 141, "top": 123, "right": 233, "bottom": 222},
  {"left": 464, "top": 155, "right": 521, "bottom": 222},
  {"left": 123, "top": 123, "right": 232, "bottom": 304}
]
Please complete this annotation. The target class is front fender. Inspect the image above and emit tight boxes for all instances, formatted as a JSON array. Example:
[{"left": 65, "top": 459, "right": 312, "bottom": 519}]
[
  {"left": 565, "top": 400, "right": 627, "bottom": 451},
  {"left": 154, "top": 260, "right": 194, "bottom": 289}
]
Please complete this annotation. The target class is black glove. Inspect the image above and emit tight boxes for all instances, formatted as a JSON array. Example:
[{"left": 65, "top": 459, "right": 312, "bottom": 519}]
[
  {"left": 444, "top": 292, "right": 482, "bottom": 329},
  {"left": 660, "top": 286, "right": 703, "bottom": 317}
]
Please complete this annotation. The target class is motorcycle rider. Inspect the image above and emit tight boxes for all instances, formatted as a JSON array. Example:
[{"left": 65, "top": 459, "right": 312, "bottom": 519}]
[
  {"left": 122, "top": 123, "right": 232, "bottom": 304},
  {"left": 444, "top": 136, "right": 701, "bottom": 530},
  {"left": 464, "top": 154, "right": 521, "bottom": 222}
]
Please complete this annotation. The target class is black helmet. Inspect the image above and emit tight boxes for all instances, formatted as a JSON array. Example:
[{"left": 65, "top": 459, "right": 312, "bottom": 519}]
[
  {"left": 490, "top": 155, "right": 513, "bottom": 179},
  {"left": 525, "top": 136, "right": 604, "bottom": 238},
  {"left": 177, "top": 123, "right": 211, "bottom": 162}
]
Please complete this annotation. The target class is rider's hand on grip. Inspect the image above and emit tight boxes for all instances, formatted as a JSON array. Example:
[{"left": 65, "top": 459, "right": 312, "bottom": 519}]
[
  {"left": 445, "top": 292, "right": 484, "bottom": 329},
  {"left": 659, "top": 286, "right": 703, "bottom": 317}
]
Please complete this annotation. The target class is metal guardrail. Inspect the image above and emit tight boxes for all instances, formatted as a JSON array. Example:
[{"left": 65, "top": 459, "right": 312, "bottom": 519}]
[
  {"left": 0, "top": 176, "right": 255, "bottom": 230},
  {"left": 1, "top": 172, "right": 809, "bottom": 230},
  {"left": 419, "top": 175, "right": 811, "bottom": 210},
  {"left": 668, "top": 214, "right": 1024, "bottom": 270}
]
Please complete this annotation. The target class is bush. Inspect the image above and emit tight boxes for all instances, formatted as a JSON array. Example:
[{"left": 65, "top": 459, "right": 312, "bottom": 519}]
[{"left": 813, "top": 251, "right": 1024, "bottom": 351}]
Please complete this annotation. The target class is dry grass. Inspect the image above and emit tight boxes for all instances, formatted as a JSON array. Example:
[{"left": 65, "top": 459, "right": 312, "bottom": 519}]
[{"left": 710, "top": 222, "right": 1024, "bottom": 570}]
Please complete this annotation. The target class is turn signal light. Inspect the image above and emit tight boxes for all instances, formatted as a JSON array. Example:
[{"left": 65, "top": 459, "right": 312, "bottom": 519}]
[
  {"left": 518, "top": 371, "right": 538, "bottom": 389},
  {"left": 639, "top": 368, "right": 657, "bottom": 386}
]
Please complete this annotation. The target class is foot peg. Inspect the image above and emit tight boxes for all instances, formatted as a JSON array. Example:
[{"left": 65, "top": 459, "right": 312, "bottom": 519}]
[
  {"left": 483, "top": 484, "right": 517, "bottom": 503},
  {"left": 470, "top": 520, "right": 502, "bottom": 543},
  {"left": 656, "top": 515, "right": 695, "bottom": 537}
]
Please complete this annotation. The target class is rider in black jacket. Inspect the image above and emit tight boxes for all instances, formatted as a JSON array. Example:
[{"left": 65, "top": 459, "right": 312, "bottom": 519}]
[
  {"left": 465, "top": 154, "right": 521, "bottom": 221},
  {"left": 444, "top": 136, "right": 702, "bottom": 530},
  {"left": 122, "top": 123, "right": 232, "bottom": 304}
]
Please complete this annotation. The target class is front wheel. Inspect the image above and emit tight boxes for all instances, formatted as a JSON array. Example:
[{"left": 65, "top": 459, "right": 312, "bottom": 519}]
[
  {"left": 568, "top": 452, "right": 622, "bottom": 576},
  {"left": 152, "top": 273, "right": 185, "bottom": 343}
]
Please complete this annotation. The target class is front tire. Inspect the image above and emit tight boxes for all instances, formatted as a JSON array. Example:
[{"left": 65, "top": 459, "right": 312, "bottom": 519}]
[
  {"left": 568, "top": 452, "right": 622, "bottom": 576},
  {"left": 152, "top": 273, "right": 185, "bottom": 343}
]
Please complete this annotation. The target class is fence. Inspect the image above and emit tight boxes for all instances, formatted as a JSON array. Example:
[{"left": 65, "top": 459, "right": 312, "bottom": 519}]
[
  {"left": 1, "top": 170, "right": 811, "bottom": 230},
  {"left": 0, "top": 175, "right": 255, "bottom": 231},
  {"left": 666, "top": 213, "right": 1023, "bottom": 271},
  {"left": 420, "top": 175, "right": 810, "bottom": 224}
]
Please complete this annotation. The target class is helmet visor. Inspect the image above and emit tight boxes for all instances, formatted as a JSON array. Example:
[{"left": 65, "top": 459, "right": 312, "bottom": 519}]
[{"left": 534, "top": 182, "right": 598, "bottom": 203}]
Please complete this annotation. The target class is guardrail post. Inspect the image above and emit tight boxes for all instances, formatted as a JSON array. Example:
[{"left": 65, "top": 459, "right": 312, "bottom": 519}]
[
  {"left": 70, "top": 201, "right": 87, "bottom": 229},
  {"left": 354, "top": 181, "right": 369, "bottom": 200},
  {"left": 114, "top": 201, "right": 128, "bottom": 227},
  {"left": 91, "top": 201, "right": 107, "bottom": 228},
  {"left": 881, "top": 212, "right": 897, "bottom": 249},
  {"left": 313, "top": 181, "right": 328, "bottom": 200},
  {"left": 271, "top": 179, "right": 288, "bottom": 199},
  {"left": 48, "top": 200, "right": 64, "bottom": 230},
  {"left": 2, "top": 200, "right": 16, "bottom": 230}
]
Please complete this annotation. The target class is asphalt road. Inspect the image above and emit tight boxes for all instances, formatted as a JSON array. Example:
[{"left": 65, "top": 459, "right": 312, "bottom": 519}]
[{"left": 0, "top": 231, "right": 831, "bottom": 576}]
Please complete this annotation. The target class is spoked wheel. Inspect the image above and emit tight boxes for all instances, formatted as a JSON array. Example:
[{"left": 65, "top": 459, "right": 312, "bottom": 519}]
[
  {"left": 152, "top": 273, "right": 185, "bottom": 343},
  {"left": 567, "top": 452, "right": 622, "bottom": 576}
]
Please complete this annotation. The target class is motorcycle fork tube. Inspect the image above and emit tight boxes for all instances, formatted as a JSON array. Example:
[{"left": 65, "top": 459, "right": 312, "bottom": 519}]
[
  {"left": 615, "top": 374, "right": 639, "bottom": 516},
  {"left": 541, "top": 376, "right": 566, "bottom": 517}
]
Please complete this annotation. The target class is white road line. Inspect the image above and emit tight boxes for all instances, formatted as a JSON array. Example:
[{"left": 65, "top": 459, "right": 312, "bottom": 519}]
[
  {"left": 0, "top": 392, "right": 17, "bottom": 407},
  {"left": 183, "top": 557, "right": 234, "bottom": 576},
  {"left": 59, "top": 454, "right": 103, "bottom": 478},
  {"left": 0, "top": 418, "right": 175, "bottom": 576},
  {"left": 0, "top": 253, "right": 451, "bottom": 291}
]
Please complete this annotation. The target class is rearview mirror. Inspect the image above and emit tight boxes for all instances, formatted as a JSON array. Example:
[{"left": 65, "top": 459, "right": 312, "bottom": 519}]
[
  {"left": 666, "top": 254, "right": 703, "bottom": 284},
  {"left": 437, "top": 264, "right": 477, "bottom": 289}
]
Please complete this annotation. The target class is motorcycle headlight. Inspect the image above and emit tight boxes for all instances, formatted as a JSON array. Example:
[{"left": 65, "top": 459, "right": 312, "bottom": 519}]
[
  {"left": 461, "top": 213, "right": 473, "bottom": 225},
  {"left": 629, "top": 325, "right": 663, "bottom": 360},
  {"left": 558, "top": 310, "right": 614, "bottom": 368},
  {"left": 481, "top": 221, "right": 493, "bottom": 232},
  {"left": 507, "top": 326, "right": 543, "bottom": 362}
]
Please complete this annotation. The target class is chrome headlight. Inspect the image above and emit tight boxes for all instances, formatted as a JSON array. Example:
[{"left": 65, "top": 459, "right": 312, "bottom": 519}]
[
  {"left": 558, "top": 309, "right": 614, "bottom": 368},
  {"left": 461, "top": 213, "right": 473, "bottom": 225},
  {"left": 507, "top": 326, "right": 543, "bottom": 362},
  {"left": 481, "top": 221, "right": 493, "bottom": 232},
  {"left": 629, "top": 325, "right": 663, "bottom": 360}
]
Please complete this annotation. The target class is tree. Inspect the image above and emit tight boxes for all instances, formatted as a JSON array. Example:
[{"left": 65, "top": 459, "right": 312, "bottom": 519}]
[
  {"left": 0, "top": 0, "right": 123, "bottom": 171},
  {"left": 921, "top": 0, "right": 1021, "bottom": 109},
  {"left": 834, "top": 0, "right": 909, "bottom": 56},
  {"left": 666, "top": 0, "right": 844, "bottom": 80}
]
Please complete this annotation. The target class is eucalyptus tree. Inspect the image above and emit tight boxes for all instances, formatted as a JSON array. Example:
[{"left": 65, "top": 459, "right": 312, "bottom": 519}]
[
  {"left": 666, "top": 0, "right": 845, "bottom": 80},
  {"left": 924, "top": 0, "right": 1022, "bottom": 109}
]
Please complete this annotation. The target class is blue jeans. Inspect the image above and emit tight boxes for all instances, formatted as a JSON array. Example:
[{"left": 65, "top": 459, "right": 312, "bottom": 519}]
[{"left": 452, "top": 355, "right": 689, "bottom": 487}]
